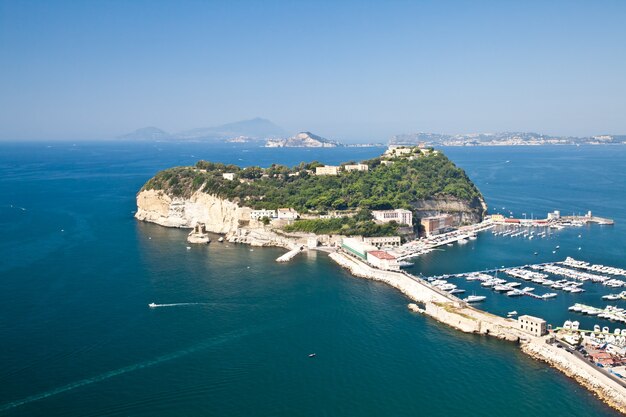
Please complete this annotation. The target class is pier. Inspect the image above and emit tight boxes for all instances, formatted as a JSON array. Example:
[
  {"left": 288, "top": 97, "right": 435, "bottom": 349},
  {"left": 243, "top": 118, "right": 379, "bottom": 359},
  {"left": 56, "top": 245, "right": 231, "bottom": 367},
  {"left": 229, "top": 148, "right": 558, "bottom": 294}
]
[{"left": 276, "top": 245, "right": 304, "bottom": 262}]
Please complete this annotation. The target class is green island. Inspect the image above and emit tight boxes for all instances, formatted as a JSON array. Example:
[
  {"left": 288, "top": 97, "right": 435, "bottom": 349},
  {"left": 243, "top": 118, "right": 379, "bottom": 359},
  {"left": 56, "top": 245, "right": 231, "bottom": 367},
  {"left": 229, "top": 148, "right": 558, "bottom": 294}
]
[{"left": 141, "top": 146, "right": 484, "bottom": 236}]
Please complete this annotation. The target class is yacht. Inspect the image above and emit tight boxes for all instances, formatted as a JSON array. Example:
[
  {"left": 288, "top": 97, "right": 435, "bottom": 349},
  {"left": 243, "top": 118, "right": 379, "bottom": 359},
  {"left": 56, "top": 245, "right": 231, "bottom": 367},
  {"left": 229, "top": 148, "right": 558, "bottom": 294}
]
[
  {"left": 464, "top": 295, "right": 486, "bottom": 303},
  {"left": 542, "top": 293, "right": 558, "bottom": 299},
  {"left": 506, "top": 289, "right": 524, "bottom": 297},
  {"left": 603, "top": 294, "right": 621, "bottom": 301},
  {"left": 148, "top": 303, "right": 158, "bottom": 308},
  {"left": 507, "top": 311, "right": 518, "bottom": 317}
]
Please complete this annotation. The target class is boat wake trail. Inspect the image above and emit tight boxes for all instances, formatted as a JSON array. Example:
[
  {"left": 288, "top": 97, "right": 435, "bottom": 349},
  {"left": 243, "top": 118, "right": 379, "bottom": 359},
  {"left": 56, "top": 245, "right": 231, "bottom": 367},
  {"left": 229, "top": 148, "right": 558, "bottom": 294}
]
[
  {"left": 0, "top": 320, "right": 283, "bottom": 413},
  {"left": 148, "top": 302, "right": 210, "bottom": 308}
]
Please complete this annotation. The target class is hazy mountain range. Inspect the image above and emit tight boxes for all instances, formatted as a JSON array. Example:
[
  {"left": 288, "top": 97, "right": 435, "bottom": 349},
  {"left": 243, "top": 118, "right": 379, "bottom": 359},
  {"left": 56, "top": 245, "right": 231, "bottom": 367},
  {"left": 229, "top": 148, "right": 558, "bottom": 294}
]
[
  {"left": 119, "top": 118, "right": 286, "bottom": 141},
  {"left": 119, "top": 120, "right": 626, "bottom": 147}
]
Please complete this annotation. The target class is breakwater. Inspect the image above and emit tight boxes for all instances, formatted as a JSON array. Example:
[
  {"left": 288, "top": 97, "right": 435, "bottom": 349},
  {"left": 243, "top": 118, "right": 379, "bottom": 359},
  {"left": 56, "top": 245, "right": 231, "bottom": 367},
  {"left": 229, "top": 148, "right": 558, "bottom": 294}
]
[{"left": 328, "top": 250, "right": 626, "bottom": 415}]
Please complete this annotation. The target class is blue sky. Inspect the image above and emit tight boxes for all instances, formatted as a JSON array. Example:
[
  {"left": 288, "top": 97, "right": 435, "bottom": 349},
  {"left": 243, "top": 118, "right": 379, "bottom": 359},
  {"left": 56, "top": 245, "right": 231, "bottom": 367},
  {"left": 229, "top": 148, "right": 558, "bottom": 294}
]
[{"left": 1, "top": 0, "right": 625, "bottom": 141}]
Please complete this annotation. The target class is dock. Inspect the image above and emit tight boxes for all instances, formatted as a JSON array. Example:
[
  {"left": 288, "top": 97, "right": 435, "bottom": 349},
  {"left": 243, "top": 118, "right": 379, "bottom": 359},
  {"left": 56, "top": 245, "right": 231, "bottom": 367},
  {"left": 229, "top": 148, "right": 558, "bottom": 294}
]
[{"left": 394, "top": 220, "right": 494, "bottom": 261}]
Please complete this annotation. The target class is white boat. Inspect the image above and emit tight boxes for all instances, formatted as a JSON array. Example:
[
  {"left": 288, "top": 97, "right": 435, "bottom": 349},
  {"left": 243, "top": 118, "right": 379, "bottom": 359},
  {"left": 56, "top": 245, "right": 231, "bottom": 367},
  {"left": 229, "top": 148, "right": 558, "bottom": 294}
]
[
  {"left": 464, "top": 295, "right": 487, "bottom": 303},
  {"left": 448, "top": 288, "right": 466, "bottom": 294},
  {"left": 603, "top": 294, "right": 620, "bottom": 300},
  {"left": 506, "top": 289, "right": 524, "bottom": 297},
  {"left": 218, "top": 237, "right": 224, "bottom": 242},
  {"left": 522, "top": 287, "right": 535, "bottom": 292},
  {"left": 507, "top": 311, "right": 518, "bottom": 316},
  {"left": 148, "top": 303, "right": 158, "bottom": 308},
  {"left": 542, "top": 293, "right": 558, "bottom": 299}
]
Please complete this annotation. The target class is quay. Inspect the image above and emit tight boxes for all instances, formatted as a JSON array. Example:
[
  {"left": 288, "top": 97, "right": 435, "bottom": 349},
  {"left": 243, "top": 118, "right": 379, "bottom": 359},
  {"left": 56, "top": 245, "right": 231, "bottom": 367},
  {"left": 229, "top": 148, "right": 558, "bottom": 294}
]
[{"left": 394, "top": 220, "right": 494, "bottom": 261}]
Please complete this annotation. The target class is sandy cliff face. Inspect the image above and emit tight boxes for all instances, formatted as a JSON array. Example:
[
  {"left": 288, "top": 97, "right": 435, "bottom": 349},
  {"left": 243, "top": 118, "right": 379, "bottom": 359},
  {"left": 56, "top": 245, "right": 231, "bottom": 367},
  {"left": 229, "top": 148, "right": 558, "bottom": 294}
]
[
  {"left": 135, "top": 189, "right": 250, "bottom": 234},
  {"left": 411, "top": 197, "right": 487, "bottom": 225}
]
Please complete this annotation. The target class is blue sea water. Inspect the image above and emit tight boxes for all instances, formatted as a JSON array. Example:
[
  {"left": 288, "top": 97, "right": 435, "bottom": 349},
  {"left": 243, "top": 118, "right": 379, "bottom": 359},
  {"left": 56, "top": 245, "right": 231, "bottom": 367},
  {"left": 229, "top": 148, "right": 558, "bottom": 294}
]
[{"left": 0, "top": 141, "right": 624, "bottom": 416}]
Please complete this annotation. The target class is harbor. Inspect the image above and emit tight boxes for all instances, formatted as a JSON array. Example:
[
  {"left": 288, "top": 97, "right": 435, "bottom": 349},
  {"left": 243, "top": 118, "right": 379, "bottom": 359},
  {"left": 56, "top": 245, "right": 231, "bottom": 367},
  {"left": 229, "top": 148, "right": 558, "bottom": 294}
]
[{"left": 328, "top": 248, "right": 626, "bottom": 413}]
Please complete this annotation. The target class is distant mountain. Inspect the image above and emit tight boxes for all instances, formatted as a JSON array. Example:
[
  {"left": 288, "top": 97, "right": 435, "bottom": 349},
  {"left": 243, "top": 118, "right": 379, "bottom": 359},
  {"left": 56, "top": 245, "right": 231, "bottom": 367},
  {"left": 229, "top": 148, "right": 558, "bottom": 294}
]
[
  {"left": 265, "top": 131, "right": 341, "bottom": 148},
  {"left": 118, "top": 127, "right": 172, "bottom": 140},
  {"left": 175, "top": 118, "right": 286, "bottom": 140},
  {"left": 390, "top": 132, "right": 626, "bottom": 146}
]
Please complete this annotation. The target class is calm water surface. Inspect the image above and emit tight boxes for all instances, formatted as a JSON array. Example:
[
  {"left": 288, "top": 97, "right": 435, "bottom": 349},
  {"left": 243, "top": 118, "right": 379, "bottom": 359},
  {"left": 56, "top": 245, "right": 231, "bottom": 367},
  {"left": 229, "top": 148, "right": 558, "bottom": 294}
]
[{"left": 0, "top": 142, "right": 623, "bottom": 416}]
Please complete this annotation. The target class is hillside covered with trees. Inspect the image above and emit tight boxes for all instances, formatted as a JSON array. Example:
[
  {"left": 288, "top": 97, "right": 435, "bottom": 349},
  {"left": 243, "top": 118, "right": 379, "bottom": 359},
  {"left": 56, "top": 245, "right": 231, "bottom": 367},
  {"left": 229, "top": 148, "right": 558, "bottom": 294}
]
[{"left": 141, "top": 150, "right": 483, "bottom": 216}]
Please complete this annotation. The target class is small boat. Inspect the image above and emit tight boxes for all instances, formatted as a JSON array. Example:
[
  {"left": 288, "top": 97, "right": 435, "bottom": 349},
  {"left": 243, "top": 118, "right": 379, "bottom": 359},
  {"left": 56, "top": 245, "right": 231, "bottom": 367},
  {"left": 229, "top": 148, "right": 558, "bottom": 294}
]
[
  {"left": 448, "top": 288, "right": 466, "bottom": 294},
  {"left": 186, "top": 246, "right": 191, "bottom": 250},
  {"left": 603, "top": 294, "right": 621, "bottom": 301},
  {"left": 464, "top": 295, "right": 486, "bottom": 303},
  {"left": 542, "top": 293, "right": 558, "bottom": 299},
  {"left": 506, "top": 289, "right": 524, "bottom": 297},
  {"left": 148, "top": 303, "right": 158, "bottom": 308},
  {"left": 534, "top": 252, "right": 538, "bottom": 255},
  {"left": 218, "top": 237, "right": 224, "bottom": 242},
  {"left": 308, "top": 353, "right": 316, "bottom": 358},
  {"left": 507, "top": 311, "right": 518, "bottom": 316}
]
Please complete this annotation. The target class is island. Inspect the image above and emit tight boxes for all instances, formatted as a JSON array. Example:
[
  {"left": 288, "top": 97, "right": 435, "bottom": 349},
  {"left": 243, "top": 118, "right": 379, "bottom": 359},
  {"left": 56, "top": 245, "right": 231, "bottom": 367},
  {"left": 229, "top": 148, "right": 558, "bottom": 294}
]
[
  {"left": 135, "top": 145, "right": 626, "bottom": 415},
  {"left": 135, "top": 145, "right": 485, "bottom": 244}
]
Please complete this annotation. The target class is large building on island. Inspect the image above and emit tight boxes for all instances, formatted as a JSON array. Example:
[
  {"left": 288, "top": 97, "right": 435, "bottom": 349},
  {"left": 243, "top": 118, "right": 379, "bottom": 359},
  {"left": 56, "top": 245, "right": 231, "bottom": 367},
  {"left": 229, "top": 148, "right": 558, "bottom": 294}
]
[
  {"left": 315, "top": 165, "right": 340, "bottom": 176},
  {"left": 371, "top": 209, "right": 413, "bottom": 227},
  {"left": 344, "top": 163, "right": 369, "bottom": 172},
  {"left": 420, "top": 214, "right": 454, "bottom": 236},
  {"left": 250, "top": 209, "right": 277, "bottom": 220}
]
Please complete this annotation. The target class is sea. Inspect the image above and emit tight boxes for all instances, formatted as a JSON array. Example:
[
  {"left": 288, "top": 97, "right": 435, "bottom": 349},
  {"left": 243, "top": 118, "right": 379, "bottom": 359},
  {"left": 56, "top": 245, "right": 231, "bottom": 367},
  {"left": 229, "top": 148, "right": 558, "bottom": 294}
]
[{"left": 0, "top": 141, "right": 624, "bottom": 416}]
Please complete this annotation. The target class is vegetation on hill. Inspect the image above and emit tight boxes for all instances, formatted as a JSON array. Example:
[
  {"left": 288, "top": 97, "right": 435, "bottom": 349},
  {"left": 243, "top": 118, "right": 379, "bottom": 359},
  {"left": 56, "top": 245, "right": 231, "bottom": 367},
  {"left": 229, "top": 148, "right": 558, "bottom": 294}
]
[
  {"left": 282, "top": 209, "right": 399, "bottom": 236},
  {"left": 141, "top": 150, "right": 482, "bottom": 214}
]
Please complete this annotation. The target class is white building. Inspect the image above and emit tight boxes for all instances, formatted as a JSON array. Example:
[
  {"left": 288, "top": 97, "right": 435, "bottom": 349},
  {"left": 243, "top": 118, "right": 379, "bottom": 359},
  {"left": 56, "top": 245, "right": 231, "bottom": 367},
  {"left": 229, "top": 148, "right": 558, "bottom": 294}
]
[
  {"left": 367, "top": 250, "right": 400, "bottom": 271},
  {"left": 277, "top": 208, "right": 299, "bottom": 220},
  {"left": 371, "top": 209, "right": 413, "bottom": 227},
  {"left": 363, "top": 236, "right": 401, "bottom": 247},
  {"left": 222, "top": 173, "right": 235, "bottom": 181},
  {"left": 250, "top": 209, "right": 277, "bottom": 220},
  {"left": 518, "top": 315, "right": 547, "bottom": 336},
  {"left": 344, "top": 163, "right": 369, "bottom": 172},
  {"left": 384, "top": 145, "right": 415, "bottom": 157},
  {"left": 315, "top": 165, "right": 340, "bottom": 176},
  {"left": 341, "top": 237, "right": 377, "bottom": 260}
]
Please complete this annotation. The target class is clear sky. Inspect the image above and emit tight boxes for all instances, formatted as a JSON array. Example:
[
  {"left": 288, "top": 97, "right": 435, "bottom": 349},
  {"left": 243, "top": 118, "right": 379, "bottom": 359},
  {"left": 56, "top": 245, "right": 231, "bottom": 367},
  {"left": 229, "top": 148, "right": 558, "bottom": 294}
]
[{"left": 1, "top": 0, "right": 625, "bottom": 141}]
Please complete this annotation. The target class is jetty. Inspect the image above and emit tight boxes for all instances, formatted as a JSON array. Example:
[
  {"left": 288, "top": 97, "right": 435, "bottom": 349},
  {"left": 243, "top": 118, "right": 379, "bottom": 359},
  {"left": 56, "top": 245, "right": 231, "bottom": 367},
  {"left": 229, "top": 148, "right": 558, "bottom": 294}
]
[{"left": 276, "top": 245, "right": 304, "bottom": 263}]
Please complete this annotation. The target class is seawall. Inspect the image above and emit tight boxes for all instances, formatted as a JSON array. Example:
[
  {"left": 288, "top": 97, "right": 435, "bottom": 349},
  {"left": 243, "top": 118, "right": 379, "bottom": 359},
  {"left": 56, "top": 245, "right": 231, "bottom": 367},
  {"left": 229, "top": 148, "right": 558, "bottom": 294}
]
[{"left": 328, "top": 251, "right": 626, "bottom": 415}]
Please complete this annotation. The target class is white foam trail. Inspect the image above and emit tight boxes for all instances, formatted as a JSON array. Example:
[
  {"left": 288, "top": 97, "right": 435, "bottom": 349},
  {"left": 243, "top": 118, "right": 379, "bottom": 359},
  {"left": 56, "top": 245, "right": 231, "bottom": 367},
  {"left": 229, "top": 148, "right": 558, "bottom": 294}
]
[
  {"left": 149, "top": 302, "right": 208, "bottom": 308},
  {"left": 0, "top": 322, "right": 275, "bottom": 412}
]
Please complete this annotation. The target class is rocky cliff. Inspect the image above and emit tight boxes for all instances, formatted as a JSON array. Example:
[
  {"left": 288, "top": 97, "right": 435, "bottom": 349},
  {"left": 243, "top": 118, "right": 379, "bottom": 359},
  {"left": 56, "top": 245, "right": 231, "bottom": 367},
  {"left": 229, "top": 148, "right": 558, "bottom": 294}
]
[
  {"left": 412, "top": 196, "right": 487, "bottom": 225},
  {"left": 135, "top": 189, "right": 250, "bottom": 234}
]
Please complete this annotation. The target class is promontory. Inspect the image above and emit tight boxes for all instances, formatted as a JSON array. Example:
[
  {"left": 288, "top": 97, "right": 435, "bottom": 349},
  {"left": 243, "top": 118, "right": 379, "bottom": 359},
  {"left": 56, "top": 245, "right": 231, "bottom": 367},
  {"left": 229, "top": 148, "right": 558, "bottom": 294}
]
[{"left": 135, "top": 145, "right": 486, "bottom": 246}]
